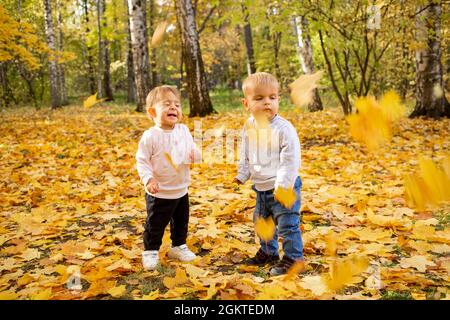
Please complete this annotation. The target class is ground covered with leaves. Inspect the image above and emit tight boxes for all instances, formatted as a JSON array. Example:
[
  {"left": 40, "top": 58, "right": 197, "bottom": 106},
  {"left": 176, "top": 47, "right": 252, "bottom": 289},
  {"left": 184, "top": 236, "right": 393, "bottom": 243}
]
[{"left": 0, "top": 105, "right": 449, "bottom": 300}]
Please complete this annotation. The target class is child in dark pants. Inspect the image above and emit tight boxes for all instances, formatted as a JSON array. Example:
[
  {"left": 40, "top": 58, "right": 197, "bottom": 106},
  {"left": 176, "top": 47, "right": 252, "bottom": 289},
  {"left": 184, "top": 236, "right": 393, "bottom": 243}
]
[{"left": 136, "top": 85, "right": 201, "bottom": 270}]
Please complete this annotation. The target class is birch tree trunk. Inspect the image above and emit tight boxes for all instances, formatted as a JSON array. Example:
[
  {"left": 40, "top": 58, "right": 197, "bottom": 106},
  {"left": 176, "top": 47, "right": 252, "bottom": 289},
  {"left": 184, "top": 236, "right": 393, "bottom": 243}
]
[
  {"left": 43, "top": 0, "right": 61, "bottom": 109},
  {"left": 175, "top": 0, "right": 214, "bottom": 117},
  {"left": 148, "top": 0, "right": 158, "bottom": 87},
  {"left": 242, "top": 4, "right": 256, "bottom": 75},
  {"left": 83, "top": 0, "right": 96, "bottom": 94},
  {"left": 125, "top": 0, "right": 136, "bottom": 103},
  {"left": 96, "top": 0, "right": 104, "bottom": 98},
  {"left": 128, "top": 0, "right": 151, "bottom": 112},
  {"left": 410, "top": 0, "right": 450, "bottom": 118},
  {"left": 56, "top": 0, "right": 68, "bottom": 105},
  {"left": 96, "top": 0, "right": 113, "bottom": 100},
  {"left": 293, "top": 16, "right": 323, "bottom": 112}
]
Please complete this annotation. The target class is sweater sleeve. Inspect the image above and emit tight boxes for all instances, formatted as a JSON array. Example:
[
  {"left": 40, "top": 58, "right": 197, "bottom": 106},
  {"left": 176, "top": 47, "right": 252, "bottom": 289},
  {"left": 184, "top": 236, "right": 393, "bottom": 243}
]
[
  {"left": 274, "top": 124, "right": 301, "bottom": 190},
  {"left": 136, "top": 131, "right": 154, "bottom": 188}
]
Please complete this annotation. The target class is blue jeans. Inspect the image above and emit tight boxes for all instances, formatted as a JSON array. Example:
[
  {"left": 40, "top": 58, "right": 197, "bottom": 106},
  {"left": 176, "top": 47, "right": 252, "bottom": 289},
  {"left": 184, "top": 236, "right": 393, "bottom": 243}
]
[{"left": 252, "top": 176, "right": 303, "bottom": 260}]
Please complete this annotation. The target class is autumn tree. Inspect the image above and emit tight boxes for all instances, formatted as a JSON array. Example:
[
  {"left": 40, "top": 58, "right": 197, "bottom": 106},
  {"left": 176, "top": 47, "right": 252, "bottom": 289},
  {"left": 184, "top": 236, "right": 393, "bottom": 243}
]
[{"left": 175, "top": 0, "right": 215, "bottom": 117}]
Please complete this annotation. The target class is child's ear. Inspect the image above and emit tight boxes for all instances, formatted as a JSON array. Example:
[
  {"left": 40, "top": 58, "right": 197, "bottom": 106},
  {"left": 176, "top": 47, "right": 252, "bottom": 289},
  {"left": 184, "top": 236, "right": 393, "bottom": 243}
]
[
  {"left": 147, "top": 107, "right": 156, "bottom": 118},
  {"left": 242, "top": 98, "right": 250, "bottom": 111}
]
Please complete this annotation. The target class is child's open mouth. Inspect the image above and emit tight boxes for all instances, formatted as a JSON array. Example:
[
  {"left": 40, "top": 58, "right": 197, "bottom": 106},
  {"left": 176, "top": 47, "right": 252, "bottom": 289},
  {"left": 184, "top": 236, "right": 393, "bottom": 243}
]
[{"left": 167, "top": 113, "right": 178, "bottom": 119}]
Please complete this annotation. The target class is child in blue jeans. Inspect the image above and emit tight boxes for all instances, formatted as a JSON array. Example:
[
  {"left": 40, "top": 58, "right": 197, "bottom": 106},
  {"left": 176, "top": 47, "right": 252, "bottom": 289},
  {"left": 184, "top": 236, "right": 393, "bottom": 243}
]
[{"left": 234, "top": 72, "right": 304, "bottom": 276}]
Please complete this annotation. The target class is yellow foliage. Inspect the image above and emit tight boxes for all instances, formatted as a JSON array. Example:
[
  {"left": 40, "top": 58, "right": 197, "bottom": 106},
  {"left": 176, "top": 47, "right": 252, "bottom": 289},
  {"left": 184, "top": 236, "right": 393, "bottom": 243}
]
[{"left": 255, "top": 216, "right": 275, "bottom": 241}]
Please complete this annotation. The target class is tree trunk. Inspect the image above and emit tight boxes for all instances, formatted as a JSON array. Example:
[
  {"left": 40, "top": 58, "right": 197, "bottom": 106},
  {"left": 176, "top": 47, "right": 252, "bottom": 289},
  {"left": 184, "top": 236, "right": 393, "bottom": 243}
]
[
  {"left": 56, "top": 0, "right": 68, "bottom": 105},
  {"left": 292, "top": 16, "right": 323, "bottom": 112},
  {"left": 242, "top": 5, "right": 256, "bottom": 75},
  {"left": 272, "top": 30, "right": 281, "bottom": 80},
  {"left": 96, "top": 0, "right": 113, "bottom": 101},
  {"left": 43, "top": 0, "right": 60, "bottom": 109},
  {"left": 0, "top": 63, "right": 15, "bottom": 108},
  {"left": 148, "top": 0, "right": 158, "bottom": 87},
  {"left": 128, "top": 0, "right": 151, "bottom": 112},
  {"left": 175, "top": 0, "right": 214, "bottom": 117},
  {"left": 125, "top": 0, "right": 136, "bottom": 103},
  {"left": 82, "top": 0, "right": 96, "bottom": 94},
  {"left": 411, "top": 1, "right": 450, "bottom": 118}
]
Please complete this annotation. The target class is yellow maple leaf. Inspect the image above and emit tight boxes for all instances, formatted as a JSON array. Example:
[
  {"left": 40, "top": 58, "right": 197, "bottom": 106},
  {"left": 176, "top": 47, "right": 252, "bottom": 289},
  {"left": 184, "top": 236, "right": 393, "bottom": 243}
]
[
  {"left": 184, "top": 264, "right": 207, "bottom": 279},
  {"left": 274, "top": 186, "right": 297, "bottom": 209},
  {"left": 255, "top": 216, "right": 275, "bottom": 241},
  {"left": 346, "top": 92, "right": 405, "bottom": 151},
  {"left": 404, "top": 156, "right": 450, "bottom": 210},
  {"left": 142, "top": 289, "right": 160, "bottom": 300},
  {"left": 324, "top": 230, "right": 337, "bottom": 256},
  {"left": 0, "top": 291, "right": 19, "bottom": 300},
  {"left": 163, "top": 152, "right": 179, "bottom": 171},
  {"left": 419, "top": 156, "right": 450, "bottom": 203},
  {"left": 83, "top": 93, "right": 106, "bottom": 109},
  {"left": 400, "top": 255, "right": 436, "bottom": 272},
  {"left": 289, "top": 71, "right": 323, "bottom": 108},
  {"left": 299, "top": 275, "right": 329, "bottom": 296},
  {"left": 379, "top": 90, "right": 405, "bottom": 122},
  {"left": 324, "top": 256, "right": 368, "bottom": 292},
  {"left": 284, "top": 260, "right": 306, "bottom": 280},
  {"left": 30, "top": 288, "right": 53, "bottom": 300},
  {"left": 107, "top": 285, "right": 127, "bottom": 298},
  {"left": 20, "top": 248, "right": 41, "bottom": 261},
  {"left": 151, "top": 21, "right": 168, "bottom": 47},
  {"left": 163, "top": 268, "right": 189, "bottom": 289}
]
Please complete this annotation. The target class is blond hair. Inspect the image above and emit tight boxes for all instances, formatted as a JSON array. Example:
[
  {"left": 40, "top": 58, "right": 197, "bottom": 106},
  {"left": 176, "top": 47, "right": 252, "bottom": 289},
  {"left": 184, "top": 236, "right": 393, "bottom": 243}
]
[
  {"left": 145, "top": 85, "right": 181, "bottom": 115},
  {"left": 242, "top": 72, "right": 280, "bottom": 97}
]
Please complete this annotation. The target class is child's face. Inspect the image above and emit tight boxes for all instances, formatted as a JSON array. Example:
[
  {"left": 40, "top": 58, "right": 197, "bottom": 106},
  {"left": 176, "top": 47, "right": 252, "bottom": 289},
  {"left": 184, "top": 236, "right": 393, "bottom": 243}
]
[
  {"left": 242, "top": 84, "right": 280, "bottom": 121},
  {"left": 148, "top": 91, "right": 182, "bottom": 129}
]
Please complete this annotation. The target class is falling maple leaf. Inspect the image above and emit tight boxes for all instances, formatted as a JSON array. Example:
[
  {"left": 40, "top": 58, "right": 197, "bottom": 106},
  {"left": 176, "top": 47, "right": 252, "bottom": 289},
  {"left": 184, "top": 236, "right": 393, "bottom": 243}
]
[
  {"left": 83, "top": 93, "right": 106, "bottom": 109},
  {"left": 255, "top": 216, "right": 275, "bottom": 241},
  {"left": 324, "top": 230, "right": 337, "bottom": 256},
  {"left": 347, "top": 91, "right": 405, "bottom": 151},
  {"left": 289, "top": 71, "right": 323, "bottom": 108},
  {"left": 274, "top": 186, "right": 297, "bottom": 209},
  {"left": 323, "top": 255, "right": 368, "bottom": 292},
  {"left": 404, "top": 156, "right": 450, "bottom": 210},
  {"left": 151, "top": 21, "right": 169, "bottom": 47},
  {"left": 284, "top": 260, "right": 306, "bottom": 280}
]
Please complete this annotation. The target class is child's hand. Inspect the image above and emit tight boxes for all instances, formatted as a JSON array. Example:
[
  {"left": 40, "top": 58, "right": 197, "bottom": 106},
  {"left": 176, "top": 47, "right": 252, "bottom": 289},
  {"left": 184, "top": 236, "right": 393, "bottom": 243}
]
[
  {"left": 146, "top": 178, "right": 159, "bottom": 194},
  {"left": 233, "top": 178, "right": 243, "bottom": 185}
]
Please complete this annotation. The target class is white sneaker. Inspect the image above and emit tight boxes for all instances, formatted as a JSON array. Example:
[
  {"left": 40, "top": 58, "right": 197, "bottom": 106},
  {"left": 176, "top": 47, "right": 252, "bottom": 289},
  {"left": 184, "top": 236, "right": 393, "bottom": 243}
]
[
  {"left": 167, "top": 244, "right": 196, "bottom": 262},
  {"left": 142, "top": 250, "right": 159, "bottom": 270}
]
